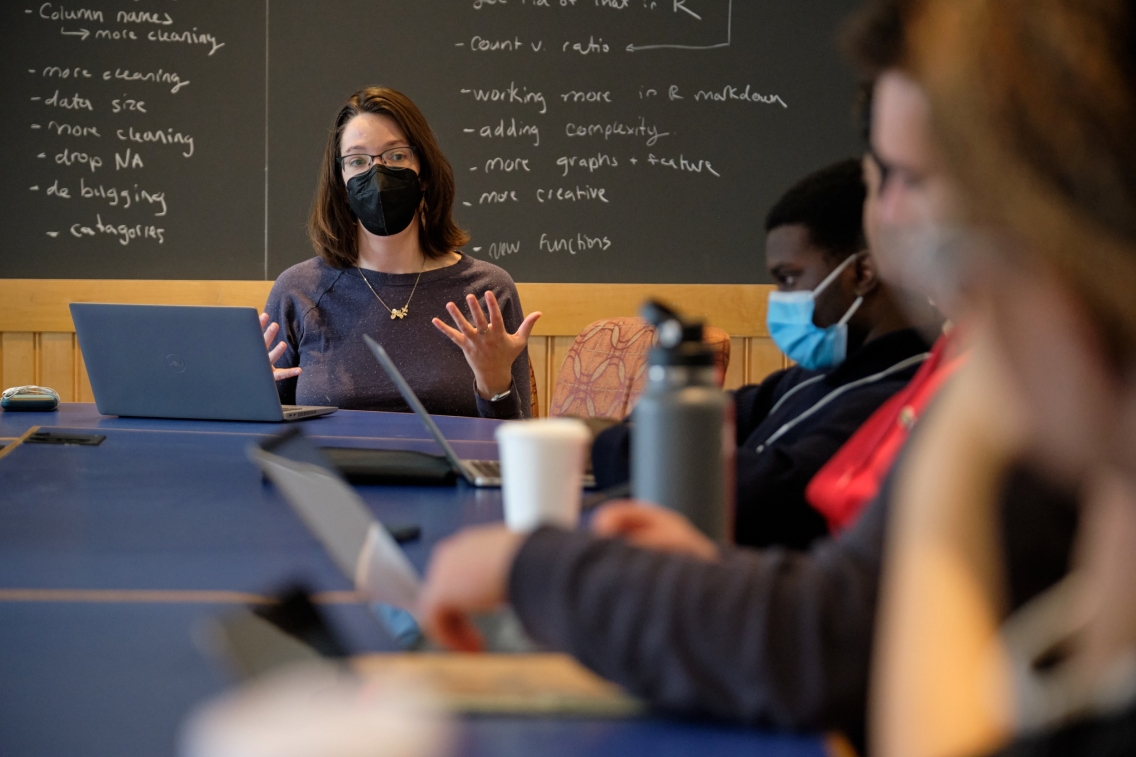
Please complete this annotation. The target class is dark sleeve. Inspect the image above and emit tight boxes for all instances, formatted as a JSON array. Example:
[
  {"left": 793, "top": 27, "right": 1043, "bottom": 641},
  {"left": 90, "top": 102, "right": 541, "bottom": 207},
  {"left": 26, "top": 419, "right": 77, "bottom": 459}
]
[
  {"left": 474, "top": 279, "right": 531, "bottom": 420},
  {"left": 734, "top": 382, "right": 907, "bottom": 550},
  {"left": 264, "top": 279, "right": 303, "bottom": 406},
  {"left": 732, "top": 370, "right": 792, "bottom": 444},
  {"left": 591, "top": 421, "right": 631, "bottom": 489},
  {"left": 474, "top": 368, "right": 527, "bottom": 420},
  {"left": 588, "top": 374, "right": 792, "bottom": 491},
  {"left": 998, "top": 464, "right": 1079, "bottom": 612},
  {"left": 508, "top": 488, "right": 888, "bottom": 736},
  {"left": 984, "top": 703, "right": 1136, "bottom": 757}
]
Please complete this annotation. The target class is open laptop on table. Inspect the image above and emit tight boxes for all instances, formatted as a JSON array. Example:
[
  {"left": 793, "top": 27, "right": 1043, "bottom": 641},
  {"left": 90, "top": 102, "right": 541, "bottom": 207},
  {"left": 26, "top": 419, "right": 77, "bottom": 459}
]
[
  {"left": 363, "top": 335, "right": 596, "bottom": 489},
  {"left": 70, "top": 303, "right": 336, "bottom": 422},
  {"left": 248, "top": 428, "right": 536, "bottom": 653}
]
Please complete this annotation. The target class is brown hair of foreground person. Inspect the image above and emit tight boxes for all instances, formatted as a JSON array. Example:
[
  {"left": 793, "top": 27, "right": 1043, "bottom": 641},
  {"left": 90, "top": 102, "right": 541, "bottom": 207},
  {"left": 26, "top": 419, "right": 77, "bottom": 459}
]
[
  {"left": 909, "top": 0, "right": 1136, "bottom": 369},
  {"left": 870, "top": 2, "right": 1136, "bottom": 757}
]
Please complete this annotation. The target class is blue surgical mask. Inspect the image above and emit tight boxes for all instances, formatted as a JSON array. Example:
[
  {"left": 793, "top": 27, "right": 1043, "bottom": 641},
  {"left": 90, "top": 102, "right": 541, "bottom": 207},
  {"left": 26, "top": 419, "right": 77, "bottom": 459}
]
[{"left": 766, "top": 253, "right": 864, "bottom": 371}]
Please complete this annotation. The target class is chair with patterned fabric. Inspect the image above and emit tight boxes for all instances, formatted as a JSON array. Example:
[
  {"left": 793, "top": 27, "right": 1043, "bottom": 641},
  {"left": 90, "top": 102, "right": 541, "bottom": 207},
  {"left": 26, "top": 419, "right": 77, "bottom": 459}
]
[{"left": 548, "top": 318, "right": 731, "bottom": 420}]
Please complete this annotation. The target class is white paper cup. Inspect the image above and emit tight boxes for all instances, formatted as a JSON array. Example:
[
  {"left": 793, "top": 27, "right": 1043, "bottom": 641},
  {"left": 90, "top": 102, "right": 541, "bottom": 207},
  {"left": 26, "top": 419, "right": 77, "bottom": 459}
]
[{"left": 495, "top": 419, "right": 590, "bottom": 532}]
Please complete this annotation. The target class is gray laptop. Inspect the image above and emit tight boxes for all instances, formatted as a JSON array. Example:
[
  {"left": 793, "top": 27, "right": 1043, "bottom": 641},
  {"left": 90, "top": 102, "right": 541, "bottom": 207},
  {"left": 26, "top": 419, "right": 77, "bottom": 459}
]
[
  {"left": 250, "top": 439, "right": 421, "bottom": 610},
  {"left": 363, "top": 335, "right": 596, "bottom": 489},
  {"left": 70, "top": 303, "right": 336, "bottom": 422},
  {"left": 248, "top": 431, "right": 537, "bottom": 653},
  {"left": 364, "top": 335, "right": 503, "bottom": 487}
]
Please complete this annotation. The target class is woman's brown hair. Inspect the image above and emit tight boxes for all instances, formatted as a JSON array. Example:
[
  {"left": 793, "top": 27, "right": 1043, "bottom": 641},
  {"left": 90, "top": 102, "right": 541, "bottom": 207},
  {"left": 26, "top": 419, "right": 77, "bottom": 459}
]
[
  {"left": 308, "top": 87, "right": 470, "bottom": 266},
  {"left": 909, "top": 0, "right": 1136, "bottom": 367}
]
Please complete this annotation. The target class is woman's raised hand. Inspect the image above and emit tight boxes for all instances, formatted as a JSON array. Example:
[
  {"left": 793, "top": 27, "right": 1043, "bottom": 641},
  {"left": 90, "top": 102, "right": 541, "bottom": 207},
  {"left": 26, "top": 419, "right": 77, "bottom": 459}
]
[
  {"left": 432, "top": 290, "right": 541, "bottom": 399},
  {"left": 260, "top": 312, "right": 302, "bottom": 382}
]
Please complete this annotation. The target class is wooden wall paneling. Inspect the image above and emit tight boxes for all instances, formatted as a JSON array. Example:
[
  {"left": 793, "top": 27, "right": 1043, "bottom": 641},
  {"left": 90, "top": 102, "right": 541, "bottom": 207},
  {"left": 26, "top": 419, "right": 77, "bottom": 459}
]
[
  {"left": 77, "top": 347, "right": 95, "bottom": 403},
  {"left": 722, "top": 338, "right": 747, "bottom": 391},
  {"left": 1, "top": 332, "right": 36, "bottom": 389},
  {"left": 0, "top": 280, "right": 779, "bottom": 408},
  {"left": 39, "top": 333, "right": 76, "bottom": 402},
  {"left": 528, "top": 337, "right": 549, "bottom": 418},
  {"left": 0, "top": 280, "right": 771, "bottom": 334},
  {"left": 516, "top": 283, "right": 769, "bottom": 338},
  {"left": 542, "top": 336, "right": 555, "bottom": 418},
  {"left": 0, "top": 280, "right": 274, "bottom": 332},
  {"left": 748, "top": 337, "right": 787, "bottom": 386},
  {"left": 545, "top": 336, "right": 557, "bottom": 417}
]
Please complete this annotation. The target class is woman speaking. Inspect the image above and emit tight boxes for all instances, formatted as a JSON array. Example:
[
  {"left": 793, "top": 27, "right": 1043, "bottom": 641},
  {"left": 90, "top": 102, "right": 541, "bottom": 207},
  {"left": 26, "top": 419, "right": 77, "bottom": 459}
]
[{"left": 262, "top": 87, "right": 539, "bottom": 418}]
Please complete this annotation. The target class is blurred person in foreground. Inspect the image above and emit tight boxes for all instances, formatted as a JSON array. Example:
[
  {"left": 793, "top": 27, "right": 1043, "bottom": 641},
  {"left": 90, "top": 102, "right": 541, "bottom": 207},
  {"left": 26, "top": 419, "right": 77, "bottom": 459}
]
[
  {"left": 414, "top": 0, "right": 1078, "bottom": 746},
  {"left": 871, "top": 1, "right": 1136, "bottom": 757}
]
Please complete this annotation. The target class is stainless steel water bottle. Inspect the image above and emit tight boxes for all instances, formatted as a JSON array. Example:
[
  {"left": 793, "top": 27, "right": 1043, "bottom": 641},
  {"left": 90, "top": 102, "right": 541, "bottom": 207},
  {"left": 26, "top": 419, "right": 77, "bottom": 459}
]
[{"left": 631, "top": 301, "right": 735, "bottom": 541}]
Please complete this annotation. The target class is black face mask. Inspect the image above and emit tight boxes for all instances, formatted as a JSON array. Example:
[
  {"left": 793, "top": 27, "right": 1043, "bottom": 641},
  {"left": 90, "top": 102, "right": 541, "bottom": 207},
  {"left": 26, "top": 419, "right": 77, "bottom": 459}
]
[{"left": 345, "top": 164, "right": 423, "bottom": 237}]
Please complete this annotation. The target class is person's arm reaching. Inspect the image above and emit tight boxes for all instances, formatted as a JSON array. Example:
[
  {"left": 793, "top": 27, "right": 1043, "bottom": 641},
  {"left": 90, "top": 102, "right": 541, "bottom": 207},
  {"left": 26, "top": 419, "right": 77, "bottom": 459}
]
[{"left": 419, "top": 491, "right": 889, "bottom": 736}]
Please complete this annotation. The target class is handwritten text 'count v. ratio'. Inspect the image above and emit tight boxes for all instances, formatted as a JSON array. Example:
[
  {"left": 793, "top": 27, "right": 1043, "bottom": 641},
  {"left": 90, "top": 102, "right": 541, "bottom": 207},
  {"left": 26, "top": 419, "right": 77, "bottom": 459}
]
[{"left": 470, "top": 0, "right": 669, "bottom": 11}]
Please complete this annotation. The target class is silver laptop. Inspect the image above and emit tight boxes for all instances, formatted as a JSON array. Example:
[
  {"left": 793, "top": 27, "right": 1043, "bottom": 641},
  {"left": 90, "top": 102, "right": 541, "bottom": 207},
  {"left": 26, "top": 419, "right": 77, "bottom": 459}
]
[
  {"left": 70, "top": 303, "right": 336, "bottom": 422},
  {"left": 250, "top": 438, "right": 421, "bottom": 610},
  {"left": 364, "top": 335, "right": 508, "bottom": 486},
  {"left": 363, "top": 335, "right": 596, "bottom": 489},
  {"left": 248, "top": 432, "right": 536, "bottom": 653}
]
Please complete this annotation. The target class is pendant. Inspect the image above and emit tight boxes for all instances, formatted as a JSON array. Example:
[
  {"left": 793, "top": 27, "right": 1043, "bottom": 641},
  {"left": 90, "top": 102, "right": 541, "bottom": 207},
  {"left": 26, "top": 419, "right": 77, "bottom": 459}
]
[{"left": 390, "top": 306, "right": 408, "bottom": 320}]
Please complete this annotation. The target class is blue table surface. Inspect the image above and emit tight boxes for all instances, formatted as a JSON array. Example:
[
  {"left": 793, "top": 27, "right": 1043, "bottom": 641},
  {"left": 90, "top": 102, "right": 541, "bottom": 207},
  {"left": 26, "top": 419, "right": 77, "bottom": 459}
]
[{"left": 0, "top": 405, "right": 828, "bottom": 757}]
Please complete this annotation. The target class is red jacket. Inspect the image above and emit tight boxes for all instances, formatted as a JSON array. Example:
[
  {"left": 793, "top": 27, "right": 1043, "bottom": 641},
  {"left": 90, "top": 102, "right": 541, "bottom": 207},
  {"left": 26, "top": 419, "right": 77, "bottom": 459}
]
[{"left": 805, "top": 332, "right": 966, "bottom": 533}]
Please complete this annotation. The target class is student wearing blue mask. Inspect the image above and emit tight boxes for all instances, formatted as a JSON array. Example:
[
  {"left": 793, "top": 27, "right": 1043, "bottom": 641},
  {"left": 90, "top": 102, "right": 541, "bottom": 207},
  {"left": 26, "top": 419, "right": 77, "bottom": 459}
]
[{"left": 591, "top": 159, "right": 944, "bottom": 549}]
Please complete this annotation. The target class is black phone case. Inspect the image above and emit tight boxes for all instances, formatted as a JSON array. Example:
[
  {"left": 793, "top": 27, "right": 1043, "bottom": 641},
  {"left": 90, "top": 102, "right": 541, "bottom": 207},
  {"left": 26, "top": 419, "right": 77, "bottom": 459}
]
[
  {"left": 321, "top": 447, "right": 457, "bottom": 486},
  {"left": 1, "top": 396, "right": 59, "bottom": 411}
]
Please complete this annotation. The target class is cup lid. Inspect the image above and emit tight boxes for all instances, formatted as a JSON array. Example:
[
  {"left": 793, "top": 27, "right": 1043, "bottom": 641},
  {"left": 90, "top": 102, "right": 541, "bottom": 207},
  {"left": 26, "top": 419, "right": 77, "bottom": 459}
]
[{"left": 494, "top": 418, "right": 590, "bottom": 441}]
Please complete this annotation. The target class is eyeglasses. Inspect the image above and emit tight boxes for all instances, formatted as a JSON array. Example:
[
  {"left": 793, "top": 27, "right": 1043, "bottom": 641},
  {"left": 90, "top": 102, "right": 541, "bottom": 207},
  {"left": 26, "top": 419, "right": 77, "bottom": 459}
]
[
  {"left": 337, "top": 146, "right": 418, "bottom": 177},
  {"left": 867, "top": 149, "right": 893, "bottom": 196}
]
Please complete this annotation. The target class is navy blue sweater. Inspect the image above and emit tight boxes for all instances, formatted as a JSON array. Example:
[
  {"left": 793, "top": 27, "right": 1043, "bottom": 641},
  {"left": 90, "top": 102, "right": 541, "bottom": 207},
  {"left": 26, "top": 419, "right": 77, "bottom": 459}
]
[
  {"left": 592, "top": 328, "right": 932, "bottom": 548},
  {"left": 264, "top": 254, "right": 531, "bottom": 419}
]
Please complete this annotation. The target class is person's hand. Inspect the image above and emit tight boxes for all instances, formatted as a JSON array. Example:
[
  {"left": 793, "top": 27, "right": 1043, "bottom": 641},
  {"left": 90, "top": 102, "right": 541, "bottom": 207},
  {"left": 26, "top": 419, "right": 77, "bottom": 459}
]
[
  {"left": 431, "top": 291, "right": 541, "bottom": 399},
  {"left": 592, "top": 500, "right": 719, "bottom": 561},
  {"left": 417, "top": 524, "right": 526, "bottom": 652},
  {"left": 260, "top": 312, "right": 302, "bottom": 382}
]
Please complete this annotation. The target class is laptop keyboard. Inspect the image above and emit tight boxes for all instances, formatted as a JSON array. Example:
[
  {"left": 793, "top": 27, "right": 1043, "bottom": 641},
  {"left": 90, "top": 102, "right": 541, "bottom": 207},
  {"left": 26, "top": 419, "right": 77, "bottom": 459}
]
[{"left": 467, "top": 460, "right": 501, "bottom": 478}]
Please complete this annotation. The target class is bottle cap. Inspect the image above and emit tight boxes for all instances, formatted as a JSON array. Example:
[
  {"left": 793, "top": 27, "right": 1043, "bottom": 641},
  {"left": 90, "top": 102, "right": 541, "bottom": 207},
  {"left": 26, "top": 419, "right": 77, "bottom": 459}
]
[{"left": 640, "top": 300, "right": 716, "bottom": 367}]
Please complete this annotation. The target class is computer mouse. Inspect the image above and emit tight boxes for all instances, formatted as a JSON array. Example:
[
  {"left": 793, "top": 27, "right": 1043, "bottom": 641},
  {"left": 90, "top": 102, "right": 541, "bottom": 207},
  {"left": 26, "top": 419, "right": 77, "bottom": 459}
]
[{"left": 1, "top": 385, "right": 61, "bottom": 411}]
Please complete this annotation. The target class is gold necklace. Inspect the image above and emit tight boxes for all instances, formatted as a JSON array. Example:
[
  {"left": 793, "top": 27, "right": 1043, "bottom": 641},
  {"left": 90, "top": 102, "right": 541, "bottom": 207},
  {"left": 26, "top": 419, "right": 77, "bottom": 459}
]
[{"left": 357, "top": 258, "right": 425, "bottom": 320}]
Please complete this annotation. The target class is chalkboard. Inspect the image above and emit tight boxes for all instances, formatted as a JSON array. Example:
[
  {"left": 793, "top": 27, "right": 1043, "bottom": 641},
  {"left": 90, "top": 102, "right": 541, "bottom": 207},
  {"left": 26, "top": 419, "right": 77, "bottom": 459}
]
[{"left": 2, "top": 0, "right": 864, "bottom": 283}]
